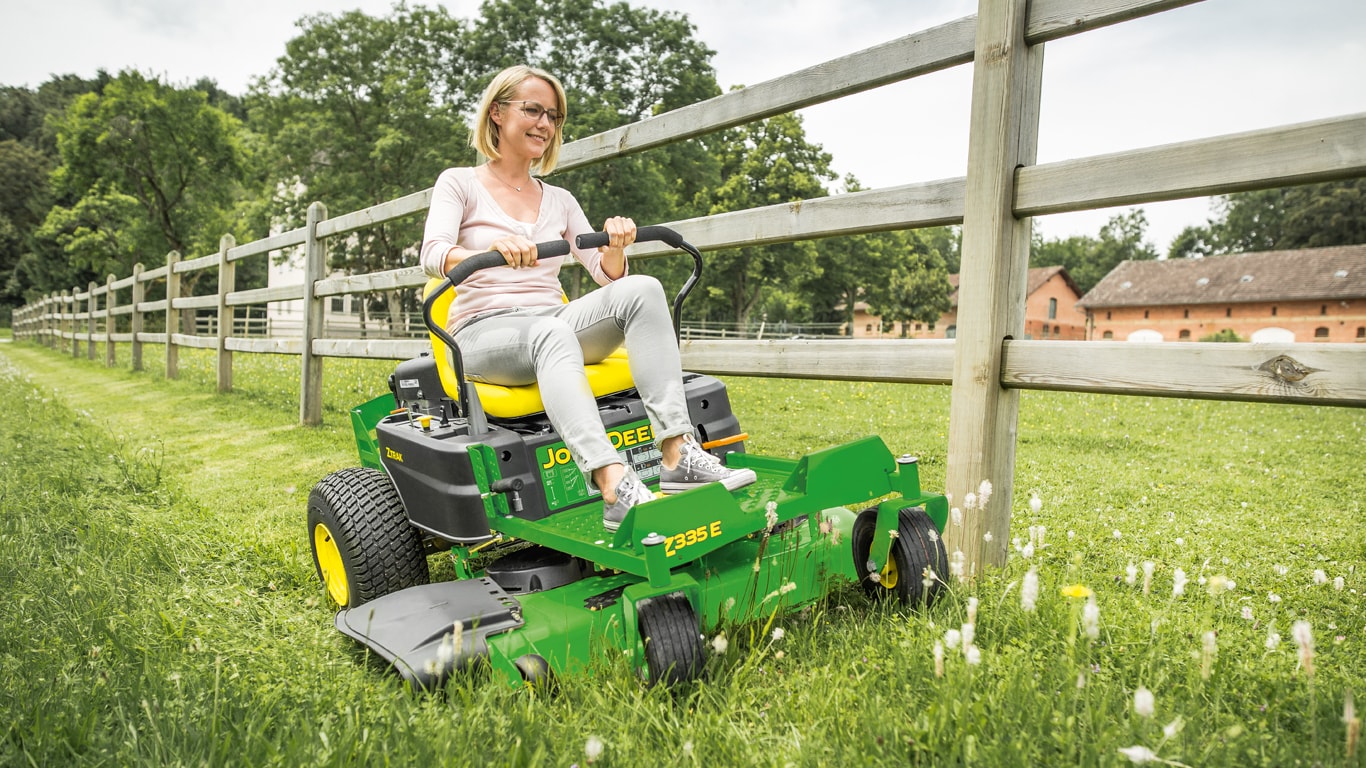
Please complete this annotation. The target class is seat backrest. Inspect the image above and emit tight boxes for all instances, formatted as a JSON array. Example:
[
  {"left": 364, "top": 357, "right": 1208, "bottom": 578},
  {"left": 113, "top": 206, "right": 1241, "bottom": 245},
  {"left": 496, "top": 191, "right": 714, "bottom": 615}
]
[{"left": 422, "top": 278, "right": 636, "bottom": 419}]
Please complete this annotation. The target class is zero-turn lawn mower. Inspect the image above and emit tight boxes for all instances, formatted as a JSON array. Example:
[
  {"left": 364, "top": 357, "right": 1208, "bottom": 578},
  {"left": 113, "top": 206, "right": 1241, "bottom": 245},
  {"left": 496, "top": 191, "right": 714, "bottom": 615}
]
[{"left": 307, "top": 225, "right": 949, "bottom": 688}]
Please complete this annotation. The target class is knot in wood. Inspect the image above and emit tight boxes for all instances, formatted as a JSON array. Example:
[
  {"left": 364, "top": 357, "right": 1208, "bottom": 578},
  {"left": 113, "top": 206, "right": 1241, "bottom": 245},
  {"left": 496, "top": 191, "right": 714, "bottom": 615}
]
[{"left": 1259, "top": 354, "right": 1314, "bottom": 383}]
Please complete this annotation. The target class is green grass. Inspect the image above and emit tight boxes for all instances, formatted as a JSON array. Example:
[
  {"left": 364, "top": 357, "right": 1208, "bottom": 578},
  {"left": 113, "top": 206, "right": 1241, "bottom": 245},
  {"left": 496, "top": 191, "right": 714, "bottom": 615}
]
[{"left": 1, "top": 341, "right": 1362, "bottom": 767}]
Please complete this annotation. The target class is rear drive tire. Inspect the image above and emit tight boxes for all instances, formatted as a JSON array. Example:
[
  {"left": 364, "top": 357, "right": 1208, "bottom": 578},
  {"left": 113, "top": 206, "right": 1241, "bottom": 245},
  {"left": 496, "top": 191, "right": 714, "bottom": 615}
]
[
  {"left": 637, "top": 593, "right": 704, "bottom": 686},
  {"left": 852, "top": 506, "right": 948, "bottom": 607},
  {"left": 308, "top": 467, "right": 428, "bottom": 608}
]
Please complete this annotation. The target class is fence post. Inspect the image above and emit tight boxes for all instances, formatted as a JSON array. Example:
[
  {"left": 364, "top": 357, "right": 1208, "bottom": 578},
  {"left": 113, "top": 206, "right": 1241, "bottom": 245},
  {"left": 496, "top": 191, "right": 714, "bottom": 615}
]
[
  {"left": 217, "top": 234, "right": 236, "bottom": 393},
  {"left": 165, "top": 250, "right": 181, "bottom": 379},
  {"left": 87, "top": 280, "right": 98, "bottom": 360},
  {"left": 945, "top": 0, "right": 1043, "bottom": 574},
  {"left": 105, "top": 274, "right": 116, "bottom": 367},
  {"left": 67, "top": 288, "right": 78, "bottom": 358},
  {"left": 131, "top": 264, "right": 145, "bottom": 371},
  {"left": 50, "top": 292, "right": 59, "bottom": 349},
  {"left": 300, "top": 201, "right": 328, "bottom": 425}
]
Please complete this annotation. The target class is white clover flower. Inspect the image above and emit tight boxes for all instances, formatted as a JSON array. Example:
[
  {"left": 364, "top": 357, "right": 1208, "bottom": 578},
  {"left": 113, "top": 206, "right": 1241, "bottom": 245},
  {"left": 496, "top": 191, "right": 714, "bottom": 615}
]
[
  {"left": 1172, "top": 568, "right": 1187, "bottom": 597},
  {"left": 923, "top": 566, "right": 938, "bottom": 592},
  {"left": 1021, "top": 541, "right": 1035, "bottom": 559},
  {"left": 961, "top": 622, "right": 976, "bottom": 649},
  {"left": 964, "top": 645, "right": 982, "bottom": 666},
  {"left": 1134, "top": 686, "right": 1155, "bottom": 718},
  {"left": 1021, "top": 568, "right": 1039, "bottom": 612},
  {"left": 1113, "top": 529, "right": 1123, "bottom": 540},
  {"left": 771, "top": 627, "right": 785, "bottom": 642},
  {"left": 964, "top": 492, "right": 977, "bottom": 511},
  {"left": 1313, "top": 569, "right": 1328, "bottom": 585},
  {"left": 1029, "top": 494, "right": 1042, "bottom": 514},
  {"left": 983, "top": 531, "right": 993, "bottom": 543},
  {"left": 951, "top": 507, "right": 963, "bottom": 527},
  {"left": 1266, "top": 626, "right": 1281, "bottom": 651},
  {"left": 1241, "top": 606, "right": 1255, "bottom": 621},
  {"left": 1292, "top": 620, "right": 1315, "bottom": 677},
  {"left": 1275, "top": 564, "right": 1289, "bottom": 576},
  {"left": 711, "top": 634, "right": 729, "bottom": 655},
  {"left": 585, "top": 735, "right": 605, "bottom": 763},
  {"left": 977, "top": 480, "right": 993, "bottom": 509},
  {"left": 1268, "top": 593, "right": 1282, "bottom": 603},
  {"left": 1207, "top": 575, "right": 1229, "bottom": 596},
  {"left": 1334, "top": 576, "right": 1346, "bottom": 591},
  {"left": 1201, "top": 630, "right": 1218, "bottom": 680},
  {"left": 1117, "top": 745, "right": 1159, "bottom": 764},
  {"left": 1163, "top": 717, "right": 1184, "bottom": 739},
  {"left": 950, "top": 551, "right": 966, "bottom": 581},
  {"left": 967, "top": 596, "right": 979, "bottom": 625},
  {"left": 1083, "top": 599, "right": 1101, "bottom": 640},
  {"left": 933, "top": 640, "right": 944, "bottom": 678},
  {"left": 944, "top": 628, "right": 962, "bottom": 649},
  {"left": 1126, "top": 562, "right": 1139, "bottom": 586},
  {"left": 1174, "top": 537, "right": 1185, "bottom": 547}
]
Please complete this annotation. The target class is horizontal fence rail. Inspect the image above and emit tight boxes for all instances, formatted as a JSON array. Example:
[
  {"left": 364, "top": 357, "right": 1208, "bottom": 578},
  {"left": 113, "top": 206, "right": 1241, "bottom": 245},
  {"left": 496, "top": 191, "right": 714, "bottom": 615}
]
[{"left": 10, "top": 0, "right": 1365, "bottom": 572}]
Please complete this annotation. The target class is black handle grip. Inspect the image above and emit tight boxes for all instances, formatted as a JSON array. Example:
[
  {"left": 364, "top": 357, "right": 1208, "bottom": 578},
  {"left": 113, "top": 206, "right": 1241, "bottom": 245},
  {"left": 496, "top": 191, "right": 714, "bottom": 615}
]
[
  {"left": 490, "top": 477, "right": 524, "bottom": 493},
  {"left": 443, "top": 239, "right": 571, "bottom": 286},
  {"left": 575, "top": 225, "right": 684, "bottom": 251}
]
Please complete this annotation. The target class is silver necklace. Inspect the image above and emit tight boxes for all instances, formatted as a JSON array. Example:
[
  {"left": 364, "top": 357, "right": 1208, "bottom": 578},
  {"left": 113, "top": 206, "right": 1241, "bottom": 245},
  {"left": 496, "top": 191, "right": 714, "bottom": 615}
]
[{"left": 488, "top": 166, "right": 532, "bottom": 193}]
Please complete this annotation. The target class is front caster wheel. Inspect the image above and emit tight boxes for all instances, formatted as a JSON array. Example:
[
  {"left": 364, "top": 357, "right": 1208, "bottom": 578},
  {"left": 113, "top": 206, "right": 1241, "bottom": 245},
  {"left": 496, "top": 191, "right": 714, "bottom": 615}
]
[
  {"left": 852, "top": 506, "right": 948, "bottom": 607},
  {"left": 637, "top": 593, "right": 704, "bottom": 686}
]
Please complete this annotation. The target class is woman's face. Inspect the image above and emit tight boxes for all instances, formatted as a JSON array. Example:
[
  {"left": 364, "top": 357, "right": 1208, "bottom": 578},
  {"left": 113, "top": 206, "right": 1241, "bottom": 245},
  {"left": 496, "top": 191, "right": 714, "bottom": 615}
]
[{"left": 492, "top": 77, "right": 561, "bottom": 161}]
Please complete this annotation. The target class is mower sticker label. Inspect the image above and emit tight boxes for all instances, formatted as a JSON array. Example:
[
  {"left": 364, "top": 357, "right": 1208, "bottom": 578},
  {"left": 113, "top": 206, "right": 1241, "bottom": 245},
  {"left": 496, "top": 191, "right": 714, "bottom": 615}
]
[
  {"left": 664, "top": 521, "right": 723, "bottom": 558},
  {"left": 537, "top": 419, "right": 662, "bottom": 510},
  {"left": 385, "top": 446, "right": 403, "bottom": 462}
]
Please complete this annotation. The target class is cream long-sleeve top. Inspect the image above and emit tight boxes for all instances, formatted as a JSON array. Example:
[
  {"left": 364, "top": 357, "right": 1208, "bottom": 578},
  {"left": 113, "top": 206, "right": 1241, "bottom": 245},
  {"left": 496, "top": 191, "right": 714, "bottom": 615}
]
[{"left": 419, "top": 166, "right": 624, "bottom": 331}]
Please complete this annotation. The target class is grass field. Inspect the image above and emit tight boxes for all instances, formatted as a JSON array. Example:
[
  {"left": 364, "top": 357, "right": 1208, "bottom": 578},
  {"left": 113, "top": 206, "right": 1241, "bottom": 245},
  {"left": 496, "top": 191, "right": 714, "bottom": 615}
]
[{"left": 1, "top": 340, "right": 1362, "bottom": 767}]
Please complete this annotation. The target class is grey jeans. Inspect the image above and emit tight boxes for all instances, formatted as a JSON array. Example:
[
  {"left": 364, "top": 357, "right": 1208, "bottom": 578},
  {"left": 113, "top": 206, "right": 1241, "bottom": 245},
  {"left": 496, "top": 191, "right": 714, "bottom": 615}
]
[{"left": 454, "top": 274, "right": 692, "bottom": 479}]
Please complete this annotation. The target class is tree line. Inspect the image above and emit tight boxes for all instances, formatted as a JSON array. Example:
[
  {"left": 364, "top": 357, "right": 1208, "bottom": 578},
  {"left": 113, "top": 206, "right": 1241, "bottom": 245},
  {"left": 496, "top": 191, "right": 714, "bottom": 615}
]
[{"left": 3, "top": 0, "right": 1362, "bottom": 334}]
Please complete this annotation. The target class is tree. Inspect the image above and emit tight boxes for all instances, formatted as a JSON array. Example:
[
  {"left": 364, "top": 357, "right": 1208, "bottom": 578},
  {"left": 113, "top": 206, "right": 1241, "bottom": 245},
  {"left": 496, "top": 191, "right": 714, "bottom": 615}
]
[
  {"left": 0, "top": 140, "right": 52, "bottom": 306},
  {"left": 251, "top": 3, "right": 475, "bottom": 330},
  {"left": 694, "top": 112, "right": 833, "bottom": 327},
  {"left": 1032, "top": 209, "right": 1157, "bottom": 295},
  {"left": 1167, "top": 179, "right": 1366, "bottom": 258},
  {"left": 45, "top": 70, "right": 251, "bottom": 288},
  {"left": 866, "top": 230, "right": 952, "bottom": 337}
]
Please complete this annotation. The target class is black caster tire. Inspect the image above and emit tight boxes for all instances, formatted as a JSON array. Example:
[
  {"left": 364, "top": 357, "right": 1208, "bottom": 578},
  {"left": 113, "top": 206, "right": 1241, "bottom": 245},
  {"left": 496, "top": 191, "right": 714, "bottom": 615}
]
[
  {"left": 637, "top": 593, "right": 704, "bottom": 686},
  {"left": 308, "top": 467, "right": 428, "bottom": 608},
  {"left": 852, "top": 506, "right": 948, "bottom": 607}
]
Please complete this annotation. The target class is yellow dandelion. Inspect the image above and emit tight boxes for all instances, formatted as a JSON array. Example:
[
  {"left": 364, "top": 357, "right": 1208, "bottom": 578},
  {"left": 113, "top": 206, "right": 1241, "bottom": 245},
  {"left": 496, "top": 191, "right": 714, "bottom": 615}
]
[{"left": 1061, "top": 584, "right": 1093, "bottom": 599}]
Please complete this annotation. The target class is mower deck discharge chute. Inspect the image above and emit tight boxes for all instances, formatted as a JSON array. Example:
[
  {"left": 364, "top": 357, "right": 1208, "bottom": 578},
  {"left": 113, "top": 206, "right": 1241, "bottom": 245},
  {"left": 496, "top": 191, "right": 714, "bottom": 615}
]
[{"left": 308, "top": 226, "right": 949, "bottom": 688}]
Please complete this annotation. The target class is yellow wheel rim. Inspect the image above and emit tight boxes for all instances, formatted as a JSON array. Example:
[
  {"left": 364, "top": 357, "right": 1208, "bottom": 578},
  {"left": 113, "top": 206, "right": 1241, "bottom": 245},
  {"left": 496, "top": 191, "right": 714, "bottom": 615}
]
[
  {"left": 313, "top": 522, "right": 350, "bottom": 606},
  {"left": 879, "top": 556, "right": 899, "bottom": 590}
]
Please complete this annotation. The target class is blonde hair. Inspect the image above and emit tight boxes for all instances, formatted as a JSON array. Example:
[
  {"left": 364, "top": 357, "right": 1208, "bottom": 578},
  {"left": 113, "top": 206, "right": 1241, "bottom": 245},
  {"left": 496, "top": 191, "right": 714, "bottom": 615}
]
[{"left": 470, "top": 65, "right": 568, "bottom": 174}]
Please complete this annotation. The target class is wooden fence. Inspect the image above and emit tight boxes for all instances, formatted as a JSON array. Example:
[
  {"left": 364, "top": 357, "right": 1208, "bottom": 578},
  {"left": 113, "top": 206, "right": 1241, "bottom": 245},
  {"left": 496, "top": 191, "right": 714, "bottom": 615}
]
[{"left": 12, "top": 0, "right": 1366, "bottom": 572}]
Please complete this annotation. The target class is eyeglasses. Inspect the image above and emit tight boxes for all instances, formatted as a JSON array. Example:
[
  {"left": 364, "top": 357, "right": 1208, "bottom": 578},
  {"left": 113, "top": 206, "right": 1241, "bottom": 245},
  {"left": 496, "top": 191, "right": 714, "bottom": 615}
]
[{"left": 501, "top": 100, "right": 565, "bottom": 128}]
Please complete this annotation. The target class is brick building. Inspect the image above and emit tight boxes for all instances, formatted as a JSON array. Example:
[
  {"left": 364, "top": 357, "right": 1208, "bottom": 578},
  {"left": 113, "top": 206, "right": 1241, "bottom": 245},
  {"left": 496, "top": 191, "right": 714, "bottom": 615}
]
[
  {"left": 1078, "top": 245, "right": 1366, "bottom": 343},
  {"left": 845, "top": 265, "right": 1086, "bottom": 340}
]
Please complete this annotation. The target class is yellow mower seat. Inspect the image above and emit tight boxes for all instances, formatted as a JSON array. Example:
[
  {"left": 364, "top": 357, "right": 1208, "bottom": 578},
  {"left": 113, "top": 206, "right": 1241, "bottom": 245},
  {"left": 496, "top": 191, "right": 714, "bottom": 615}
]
[{"left": 424, "top": 278, "right": 637, "bottom": 419}]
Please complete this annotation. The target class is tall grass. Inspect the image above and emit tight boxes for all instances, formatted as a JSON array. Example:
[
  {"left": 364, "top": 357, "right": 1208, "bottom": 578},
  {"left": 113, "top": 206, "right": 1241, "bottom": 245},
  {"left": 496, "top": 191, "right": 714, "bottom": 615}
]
[{"left": 1, "top": 341, "right": 1362, "bottom": 767}]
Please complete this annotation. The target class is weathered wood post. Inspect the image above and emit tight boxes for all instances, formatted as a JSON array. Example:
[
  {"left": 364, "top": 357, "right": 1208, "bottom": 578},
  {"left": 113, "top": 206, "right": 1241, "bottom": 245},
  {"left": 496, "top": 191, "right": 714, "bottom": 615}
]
[
  {"left": 945, "top": 0, "right": 1044, "bottom": 574},
  {"left": 65, "top": 289, "right": 78, "bottom": 357},
  {"left": 105, "top": 274, "right": 116, "bottom": 367},
  {"left": 131, "top": 264, "right": 145, "bottom": 372},
  {"left": 217, "top": 234, "right": 236, "bottom": 393},
  {"left": 165, "top": 250, "right": 181, "bottom": 379},
  {"left": 87, "top": 280, "right": 98, "bottom": 360},
  {"left": 300, "top": 201, "right": 328, "bottom": 425}
]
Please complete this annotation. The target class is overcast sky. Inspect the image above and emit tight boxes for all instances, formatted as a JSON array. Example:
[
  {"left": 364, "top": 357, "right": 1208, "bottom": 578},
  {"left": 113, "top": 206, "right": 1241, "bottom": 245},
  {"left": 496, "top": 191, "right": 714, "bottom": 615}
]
[{"left": 3, "top": 0, "right": 1363, "bottom": 252}]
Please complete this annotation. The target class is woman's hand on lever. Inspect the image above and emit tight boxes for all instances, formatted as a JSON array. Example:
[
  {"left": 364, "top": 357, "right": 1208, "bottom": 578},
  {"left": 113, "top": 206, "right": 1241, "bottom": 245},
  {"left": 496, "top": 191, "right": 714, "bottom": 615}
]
[
  {"left": 600, "top": 216, "right": 636, "bottom": 279},
  {"left": 490, "top": 235, "right": 540, "bottom": 269}
]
